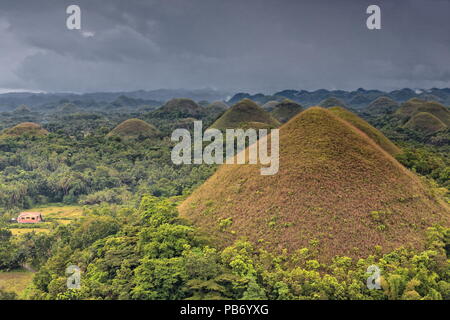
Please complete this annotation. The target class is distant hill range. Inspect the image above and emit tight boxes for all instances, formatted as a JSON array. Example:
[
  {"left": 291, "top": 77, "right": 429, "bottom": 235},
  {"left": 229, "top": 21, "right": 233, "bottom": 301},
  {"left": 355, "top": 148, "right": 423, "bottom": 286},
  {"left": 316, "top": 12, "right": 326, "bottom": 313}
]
[
  {"left": 0, "top": 88, "right": 231, "bottom": 111},
  {"left": 1, "top": 88, "right": 449, "bottom": 112},
  {"left": 227, "top": 88, "right": 450, "bottom": 109}
]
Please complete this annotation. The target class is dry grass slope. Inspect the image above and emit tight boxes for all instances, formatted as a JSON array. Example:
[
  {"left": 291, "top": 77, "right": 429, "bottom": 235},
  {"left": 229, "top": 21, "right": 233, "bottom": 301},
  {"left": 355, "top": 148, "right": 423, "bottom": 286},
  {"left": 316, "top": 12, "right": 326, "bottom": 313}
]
[
  {"left": 396, "top": 98, "right": 450, "bottom": 126},
  {"left": 404, "top": 112, "right": 447, "bottom": 135},
  {"left": 179, "top": 107, "right": 449, "bottom": 261},
  {"left": 329, "top": 106, "right": 401, "bottom": 156},
  {"left": 2, "top": 122, "right": 48, "bottom": 137}
]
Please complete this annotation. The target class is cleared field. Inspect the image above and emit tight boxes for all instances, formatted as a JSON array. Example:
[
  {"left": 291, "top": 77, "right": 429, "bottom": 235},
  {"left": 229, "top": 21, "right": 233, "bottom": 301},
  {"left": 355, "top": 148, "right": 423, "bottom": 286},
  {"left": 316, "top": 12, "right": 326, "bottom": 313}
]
[
  {"left": 8, "top": 205, "right": 84, "bottom": 236},
  {"left": 0, "top": 270, "right": 34, "bottom": 297},
  {"left": 38, "top": 205, "right": 84, "bottom": 223},
  {"left": 10, "top": 228, "right": 51, "bottom": 236}
]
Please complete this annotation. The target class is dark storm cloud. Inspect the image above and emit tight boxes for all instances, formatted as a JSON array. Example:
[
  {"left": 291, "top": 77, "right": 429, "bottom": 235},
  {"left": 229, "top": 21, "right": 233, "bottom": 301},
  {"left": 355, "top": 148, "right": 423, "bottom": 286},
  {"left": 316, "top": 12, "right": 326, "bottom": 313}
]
[{"left": 0, "top": 0, "right": 449, "bottom": 93}]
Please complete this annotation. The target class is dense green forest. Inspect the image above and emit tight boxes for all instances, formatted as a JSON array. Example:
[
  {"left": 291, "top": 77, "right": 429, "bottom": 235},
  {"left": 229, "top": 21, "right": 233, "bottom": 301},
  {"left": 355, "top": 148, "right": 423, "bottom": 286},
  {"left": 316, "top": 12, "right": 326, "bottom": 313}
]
[{"left": 0, "top": 96, "right": 449, "bottom": 300}]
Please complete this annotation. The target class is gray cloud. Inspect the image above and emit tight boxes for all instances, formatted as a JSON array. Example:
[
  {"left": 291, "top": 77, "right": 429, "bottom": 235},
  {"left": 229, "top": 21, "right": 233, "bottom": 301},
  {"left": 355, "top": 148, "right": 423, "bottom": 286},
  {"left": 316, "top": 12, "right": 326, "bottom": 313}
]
[{"left": 0, "top": 0, "right": 449, "bottom": 93}]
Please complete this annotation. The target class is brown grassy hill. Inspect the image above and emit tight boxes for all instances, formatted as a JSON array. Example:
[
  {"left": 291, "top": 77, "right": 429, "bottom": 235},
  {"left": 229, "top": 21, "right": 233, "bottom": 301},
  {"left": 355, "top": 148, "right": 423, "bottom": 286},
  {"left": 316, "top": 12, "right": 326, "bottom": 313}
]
[
  {"left": 210, "top": 98, "right": 281, "bottom": 130},
  {"left": 395, "top": 98, "right": 450, "bottom": 126},
  {"left": 319, "top": 97, "right": 347, "bottom": 108},
  {"left": 3, "top": 122, "right": 48, "bottom": 137},
  {"left": 107, "top": 118, "right": 159, "bottom": 140},
  {"left": 329, "top": 107, "right": 401, "bottom": 156},
  {"left": 404, "top": 112, "right": 447, "bottom": 135},
  {"left": 366, "top": 96, "right": 399, "bottom": 115},
  {"left": 270, "top": 99, "right": 304, "bottom": 123},
  {"left": 179, "top": 107, "right": 449, "bottom": 261}
]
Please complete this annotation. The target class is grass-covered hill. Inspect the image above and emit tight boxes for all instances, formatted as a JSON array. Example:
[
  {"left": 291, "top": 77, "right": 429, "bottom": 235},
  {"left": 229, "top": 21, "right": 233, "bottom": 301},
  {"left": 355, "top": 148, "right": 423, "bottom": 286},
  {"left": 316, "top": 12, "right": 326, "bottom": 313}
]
[
  {"left": 270, "top": 99, "right": 304, "bottom": 123},
  {"left": 366, "top": 96, "right": 399, "bottom": 115},
  {"left": 152, "top": 98, "right": 205, "bottom": 118},
  {"left": 395, "top": 98, "right": 450, "bottom": 126},
  {"left": 179, "top": 107, "right": 449, "bottom": 261},
  {"left": 107, "top": 118, "right": 160, "bottom": 140},
  {"left": 319, "top": 97, "right": 347, "bottom": 108},
  {"left": 2, "top": 122, "right": 49, "bottom": 137},
  {"left": 404, "top": 112, "right": 448, "bottom": 135},
  {"left": 329, "top": 107, "right": 401, "bottom": 156},
  {"left": 210, "top": 98, "right": 281, "bottom": 130}
]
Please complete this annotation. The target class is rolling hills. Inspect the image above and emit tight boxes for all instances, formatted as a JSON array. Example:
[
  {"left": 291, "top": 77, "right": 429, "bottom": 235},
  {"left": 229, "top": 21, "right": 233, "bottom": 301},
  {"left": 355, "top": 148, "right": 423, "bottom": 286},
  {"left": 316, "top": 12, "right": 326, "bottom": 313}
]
[{"left": 179, "top": 107, "right": 449, "bottom": 261}]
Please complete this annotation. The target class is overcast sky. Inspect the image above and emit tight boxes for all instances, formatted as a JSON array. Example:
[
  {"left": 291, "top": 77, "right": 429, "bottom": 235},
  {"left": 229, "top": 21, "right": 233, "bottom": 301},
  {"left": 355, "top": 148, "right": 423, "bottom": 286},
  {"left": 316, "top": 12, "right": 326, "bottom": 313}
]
[{"left": 0, "top": 0, "right": 449, "bottom": 93}]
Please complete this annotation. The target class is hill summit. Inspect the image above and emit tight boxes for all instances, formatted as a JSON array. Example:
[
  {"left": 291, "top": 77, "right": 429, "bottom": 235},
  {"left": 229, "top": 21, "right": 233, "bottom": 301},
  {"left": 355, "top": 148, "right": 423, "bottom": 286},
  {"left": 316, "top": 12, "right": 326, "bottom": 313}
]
[
  {"left": 179, "top": 107, "right": 449, "bottom": 260},
  {"left": 3, "top": 122, "right": 49, "bottom": 137},
  {"left": 107, "top": 118, "right": 159, "bottom": 140},
  {"left": 210, "top": 98, "right": 281, "bottom": 130}
]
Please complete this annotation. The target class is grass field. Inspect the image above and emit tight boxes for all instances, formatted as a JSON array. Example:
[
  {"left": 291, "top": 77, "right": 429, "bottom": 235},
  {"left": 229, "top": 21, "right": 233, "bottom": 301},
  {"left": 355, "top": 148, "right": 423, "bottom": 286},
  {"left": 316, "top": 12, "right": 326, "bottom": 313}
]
[
  {"left": 8, "top": 205, "right": 84, "bottom": 236},
  {"left": 0, "top": 270, "right": 34, "bottom": 297}
]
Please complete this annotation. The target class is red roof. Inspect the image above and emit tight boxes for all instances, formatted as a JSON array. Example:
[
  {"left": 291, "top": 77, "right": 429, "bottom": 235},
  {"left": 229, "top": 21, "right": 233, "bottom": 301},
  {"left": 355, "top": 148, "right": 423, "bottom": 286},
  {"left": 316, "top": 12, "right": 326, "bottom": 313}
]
[{"left": 18, "top": 212, "right": 42, "bottom": 218}]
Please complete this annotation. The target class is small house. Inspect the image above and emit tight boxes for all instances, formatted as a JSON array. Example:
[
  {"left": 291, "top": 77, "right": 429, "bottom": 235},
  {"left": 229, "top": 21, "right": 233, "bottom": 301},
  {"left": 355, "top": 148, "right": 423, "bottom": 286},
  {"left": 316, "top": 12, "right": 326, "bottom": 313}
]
[{"left": 17, "top": 212, "right": 44, "bottom": 224}]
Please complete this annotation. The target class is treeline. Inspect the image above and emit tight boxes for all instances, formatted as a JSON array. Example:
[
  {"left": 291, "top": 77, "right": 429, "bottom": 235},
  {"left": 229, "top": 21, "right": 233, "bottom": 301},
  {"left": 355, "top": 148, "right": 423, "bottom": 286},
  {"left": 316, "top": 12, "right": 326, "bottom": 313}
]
[
  {"left": 1, "top": 196, "right": 448, "bottom": 300},
  {"left": 0, "top": 134, "right": 215, "bottom": 214}
]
